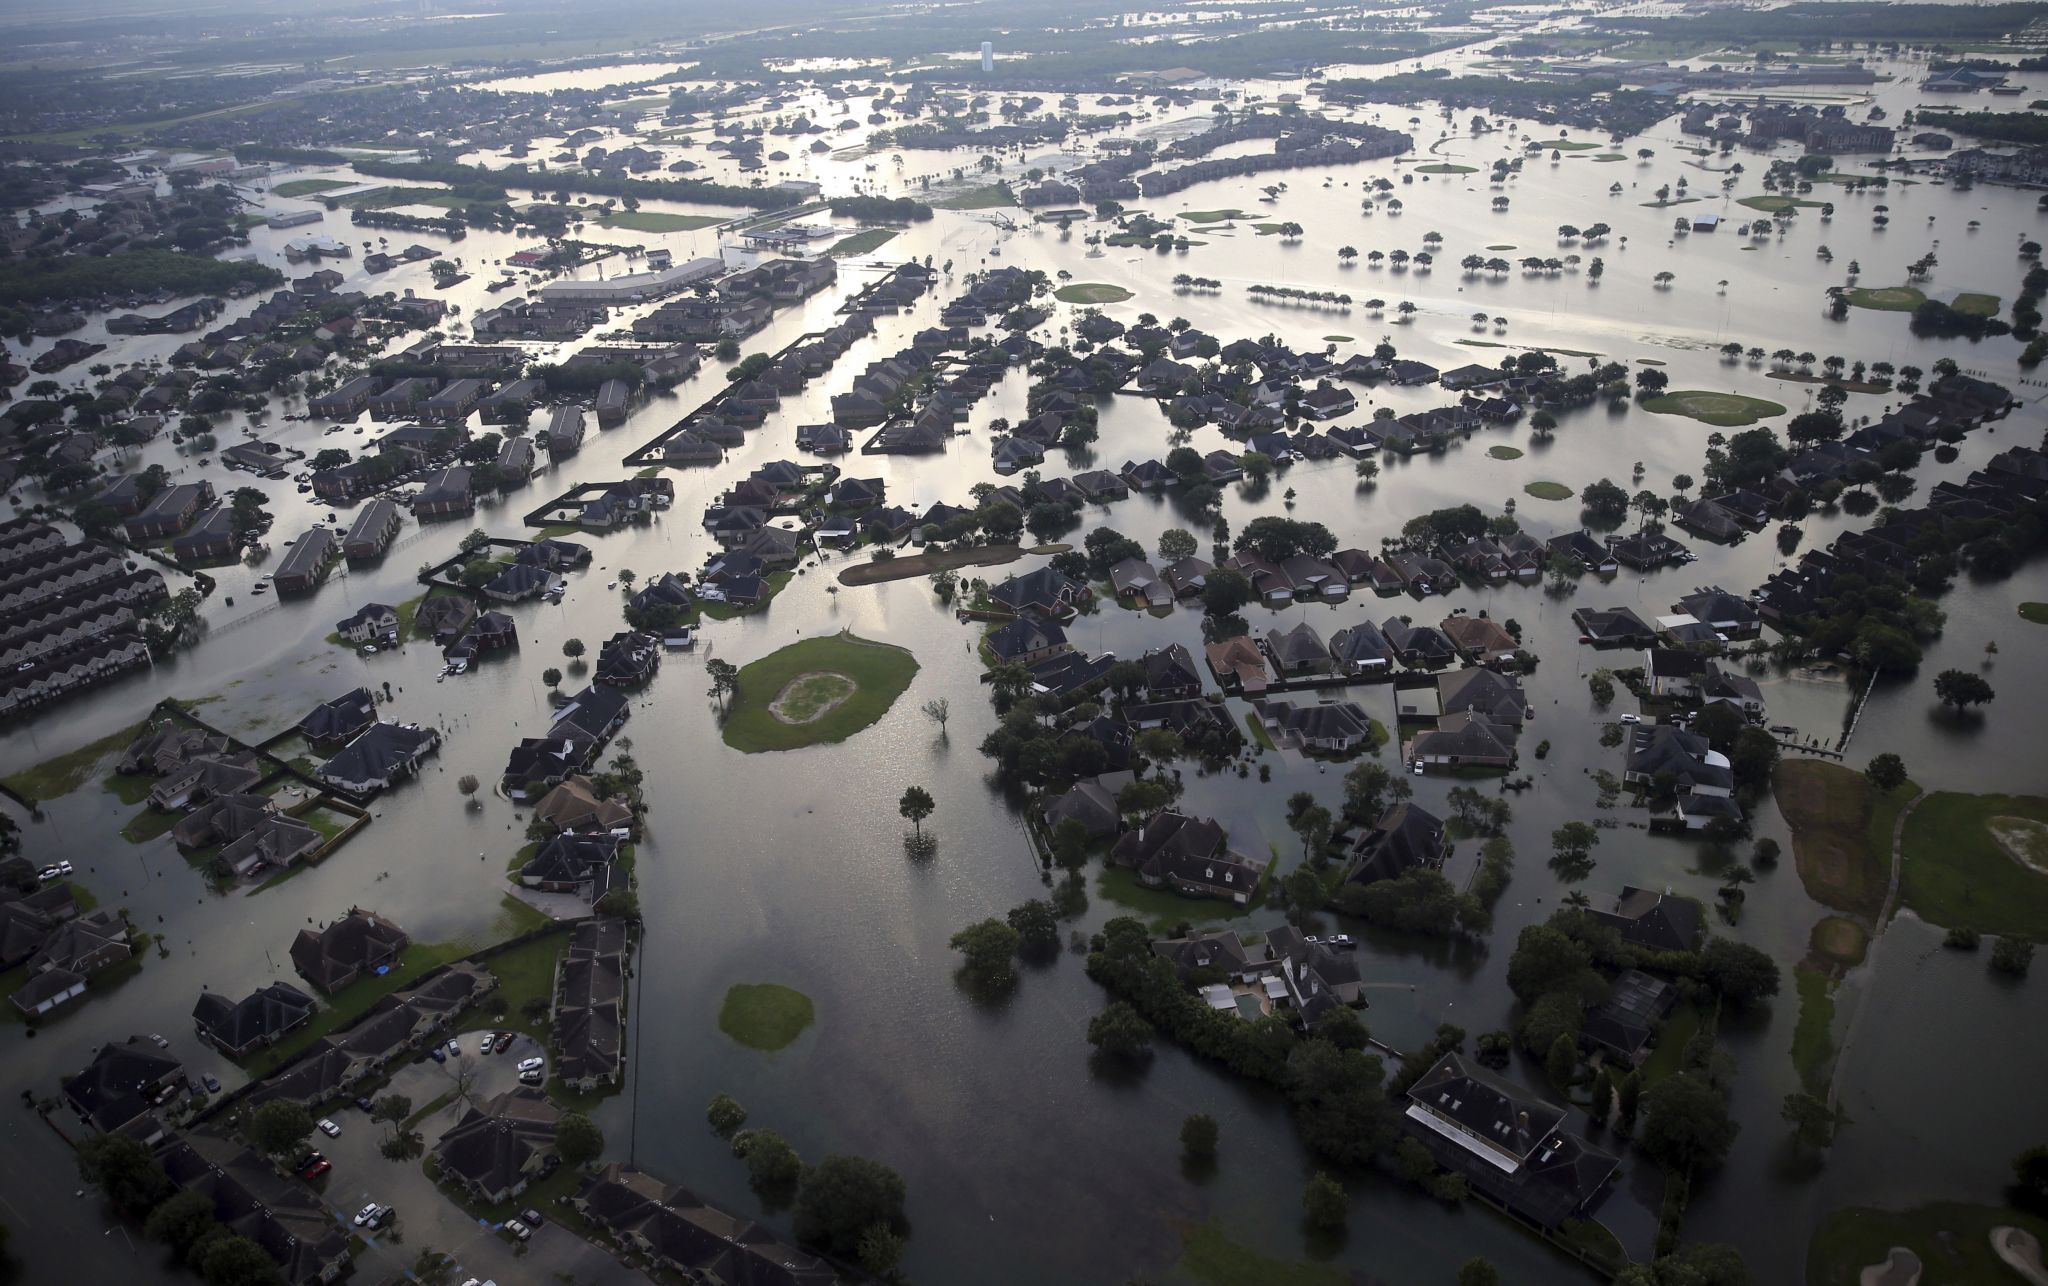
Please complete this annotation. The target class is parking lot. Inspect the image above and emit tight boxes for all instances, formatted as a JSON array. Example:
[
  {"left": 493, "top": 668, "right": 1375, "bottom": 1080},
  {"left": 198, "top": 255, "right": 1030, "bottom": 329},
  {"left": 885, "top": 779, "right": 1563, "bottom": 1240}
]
[{"left": 292, "top": 1032, "right": 645, "bottom": 1286}]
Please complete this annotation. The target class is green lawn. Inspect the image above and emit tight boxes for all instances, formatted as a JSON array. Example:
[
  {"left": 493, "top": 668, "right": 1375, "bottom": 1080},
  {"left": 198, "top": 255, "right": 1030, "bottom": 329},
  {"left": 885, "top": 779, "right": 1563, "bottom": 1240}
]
[
  {"left": 105, "top": 771, "right": 157, "bottom": 806},
  {"left": 247, "top": 898, "right": 549, "bottom": 1076},
  {"left": 1488, "top": 445, "right": 1524, "bottom": 460},
  {"left": 1737, "top": 194, "right": 1825, "bottom": 212},
  {"left": 1523, "top": 480, "right": 1574, "bottom": 501},
  {"left": 720, "top": 630, "right": 919, "bottom": 753},
  {"left": 1951, "top": 291, "right": 2001, "bottom": 317},
  {"left": 1413, "top": 163, "right": 1477, "bottom": 175},
  {"left": 1175, "top": 1219, "right": 1347, "bottom": 1286},
  {"left": 1808, "top": 1204, "right": 2048, "bottom": 1286},
  {"left": 120, "top": 807, "right": 180, "bottom": 845},
  {"left": 1537, "top": 138, "right": 1601, "bottom": 151},
  {"left": 717, "top": 983, "right": 815, "bottom": 1051},
  {"left": 1842, "top": 285, "right": 1926, "bottom": 312},
  {"left": 2021, "top": 602, "right": 2048, "bottom": 625},
  {"left": 1095, "top": 863, "right": 1260, "bottom": 932},
  {"left": 1775, "top": 761, "right": 1893, "bottom": 921},
  {"left": 1242, "top": 711, "right": 1277, "bottom": 752},
  {"left": 597, "top": 210, "right": 724, "bottom": 232},
  {"left": 3, "top": 718, "right": 150, "bottom": 803},
  {"left": 341, "top": 186, "right": 469, "bottom": 211},
  {"left": 935, "top": 184, "right": 1016, "bottom": 210},
  {"left": 1790, "top": 966, "right": 1836, "bottom": 1094},
  {"left": 1637, "top": 1001, "right": 1701, "bottom": 1086},
  {"left": 699, "top": 569, "right": 792, "bottom": 621},
  {"left": 1054, "top": 282, "right": 1133, "bottom": 305},
  {"left": 1640, "top": 391, "right": 1786, "bottom": 427},
  {"left": 273, "top": 179, "right": 351, "bottom": 198},
  {"left": 1179, "top": 208, "right": 1249, "bottom": 222},
  {"left": 1899, "top": 791, "right": 2048, "bottom": 938},
  {"left": 825, "top": 228, "right": 899, "bottom": 258}
]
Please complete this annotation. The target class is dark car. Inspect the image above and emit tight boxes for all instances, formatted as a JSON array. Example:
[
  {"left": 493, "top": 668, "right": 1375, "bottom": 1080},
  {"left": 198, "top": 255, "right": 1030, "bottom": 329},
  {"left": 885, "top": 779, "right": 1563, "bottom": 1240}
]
[
  {"left": 203, "top": 1075, "right": 221, "bottom": 1093},
  {"left": 521, "top": 1209, "right": 545, "bottom": 1228},
  {"left": 355, "top": 1096, "right": 375, "bottom": 1112},
  {"left": 428, "top": 1046, "right": 446, "bottom": 1063}
]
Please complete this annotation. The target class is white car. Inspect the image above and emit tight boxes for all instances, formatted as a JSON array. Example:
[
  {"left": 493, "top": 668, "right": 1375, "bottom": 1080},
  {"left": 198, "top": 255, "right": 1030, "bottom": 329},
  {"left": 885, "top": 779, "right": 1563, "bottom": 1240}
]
[
  {"left": 505, "top": 1219, "right": 531, "bottom": 1241},
  {"left": 317, "top": 1118, "right": 341, "bottom": 1138},
  {"left": 353, "top": 1203, "right": 380, "bottom": 1227},
  {"left": 1619, "top": 713, "right": 1642, "bottom": 725},
  {"left": 148, "top": 1034, "right": 169, "bottom": 1049},
  {"left": 516, "top": 1056, "right": 545, "bottom": 1074},
  {"left": 477, "top": 1034, "right": 494, "bottom": 1054}
]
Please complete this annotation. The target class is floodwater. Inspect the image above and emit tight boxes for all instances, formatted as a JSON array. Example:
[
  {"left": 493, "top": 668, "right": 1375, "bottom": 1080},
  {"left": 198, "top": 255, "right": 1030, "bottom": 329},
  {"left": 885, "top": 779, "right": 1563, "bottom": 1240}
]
[{"left": 5, "top": 48, "right": 2045, "bottom": 1286}]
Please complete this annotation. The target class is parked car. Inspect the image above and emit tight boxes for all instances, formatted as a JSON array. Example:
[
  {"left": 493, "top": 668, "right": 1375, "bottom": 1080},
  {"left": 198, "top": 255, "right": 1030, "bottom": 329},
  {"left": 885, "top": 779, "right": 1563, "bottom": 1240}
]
[
  {"left": 505, "top": 1219, "right": 531, "bottom": 1242},
  {"left": 445, "top": 1039, "right": 461, "bottom": 1057},
  {"left": 518, "top": 1069, "right": 544, "bottom": 1086},
  {"left": 148, "top": 1034, "right": 169, "bottom": 1049},
  {"left": 318, "top": 1118, "right": 341, "bottom": 1138},
  {"left": 492, "top": 1032, "right": 515, "bottom": 1054},
  {"left": 202, "top": 1075, "right": 221, "bottom": 1093},
  {"left": 1619, "top": 713, "right": 1642, "bottom": 725},
  {"left": 353, "top": 1204, "right": 381, "bottom": 1227},
  {"left": 520, "top": 1209, "right": 545, "bottom": 1228},
  {"left": 428, "top": 1046, "right": 446, "bottom": 1063},
  {"left": 300, "top": 1158, "right": 331, "bottom": 1180},
  {"left": 516, "top": 1056, "right": 545, "bottom": 1073},
  {"left": 355, "top": 1096, "right": 375, "bottom": 1112}
]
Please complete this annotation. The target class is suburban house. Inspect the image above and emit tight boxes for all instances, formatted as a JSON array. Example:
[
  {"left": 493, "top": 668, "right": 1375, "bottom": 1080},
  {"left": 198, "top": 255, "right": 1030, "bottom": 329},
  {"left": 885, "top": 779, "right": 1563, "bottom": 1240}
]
[
  {"left": 1408, "top": 711, "right": 1518, "bottom": 771},
  {"left": 1580, "top": 969, "right": 1678, "bottom": 1065},
  {"left": 315, "top": 721, "right": 441, "bottom": 795},
  {"left": 1573, "top": 606, "right": 1657, "bottom": 647},
  {"left": 1204, "top": 635, "right": 1269, "bottom": 694},
  {"left": 335, "top": 603, "right": 399, "bottom": 646},
  {"left": 1264, "top": 622, "right": 1331, "bottom": 678},
  {"left": 290, "top": 909, "right": 409, "bottom": 994},
  {"left": 1438, "top": 669, "right": 1530, "bottom": 729},
  {"left": 433, "top": 1086, "right": 561, "bottom": 1205},
  {"left": 520, "top": 832, "right": 623, "bottom": 904},
  {"left": 62, "top": 1038, "right": 184, "bottom": 1137},
  {"left": 1673, "top": 586, "right": 1762, "bottom": 639},
  {"left": 1347, "top": 801, "right": 1447, "bottom": 885},
  {"left": 989, "top": 566, "right": 1088, "bottom": 618},
  {"left": 1251, "top": 698, "right": 1377, "bottom": 752},
  {"left": 191, "top": 981, "right": 318, "bottom": 1060},
  {"left": 1644, "top": 647, "right": 1711, "bottom": 699},
  {"left": 1111, "top": 810, "right": 1269, "bottom": 905},
  {"left": 1110, "top": 558, "right": 1174, "bottom": 610},
  {"left": 1622, "top": 725, "right": 1733, "bottom": 798},
  {"left": 1401, "top": 1053, "right": 1619, "bottom": 1230},
  {"left": 570, "top": 1164, "right": 838, "bottom": 1285},
  {"left": 1328, "top": 621, "right": 1393, "bottom": 675},
  {"left": 1441, "top": 615, "right": 1520, "bottom": 667},
  {"left": 533, "top": 775, "right": 636, "bottom": 834},
  {"left": 156, "top": 1130, "right": 355, "bottom": 1285},
  {"left": 297, "top": 687, "right": 377, "bottom": 747},
  {"left": 1590, "top": 887, "right": 1705, "bottom": 953},
  {"left": 1040, "top": 774, "right": 1130, "bottom": 839},
  {"left": 1142, "top": 644, "right": 1203, "bottom": 700},
  {"left": 170, "top": 795, "right": 322, "bottom": 876},
  {"left": 986, "top": 618, "right": 1070, "bottom": 666},
  {"left": 1699, "top": 664, "right": 1766, "bottom": 720},
  {"left": 553, "top": 919, "right": 630, "bottom": 1091},
  {"left": 1382, "top": 617, "right": 1459, "bottom": 669}
]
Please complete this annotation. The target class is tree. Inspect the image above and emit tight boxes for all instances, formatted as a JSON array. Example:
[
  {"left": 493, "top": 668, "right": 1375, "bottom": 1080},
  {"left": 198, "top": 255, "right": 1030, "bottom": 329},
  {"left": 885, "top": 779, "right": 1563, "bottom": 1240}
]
[
  {"left": 1342, "top": 761, "right": 1395, "bottom": 822},
  {"left": 146, "top": 1190, "right": 224, "bottom": 1264},
  {"left": 557, "top": 1111, "right": 604, "bottom": 1166},
  {"left": 1181, "top": 1113, "right": 1219, "bottom": 1160},
  {"left": 1993, "top": 936, "right": 2035, "bottom": 977},
  {"left": 77, "top": 1132, "right": 172, "bottom": 1215},
  {"left": 2014, "top": 1144, "right": 2048, "bottom": 1201},
  {"left": 707, "top": 1093, "right": 747, "bottom": 1136},
  {"left": 246, "top": 1099, "right": 314, "bottom": 1158},
  {"left": 1700, "top": 938, "right": 1780, "bottom": 1005},
  {"left": 1933, "top": 668, "right": 1994, "bottom": 711},
  {"left": 1864, "top": 753, "right": 1907, "bottom": 796},
  {"left": 1200, "top": 567, "right": 1253, "bottom": 617},
  {"left": 793, "top": 1155, "right": 907, "bottom": 1257},
  {"left": 856, "top": 1224, "right": 905, "bottom": 1275},
  {"left": 371, "top": 1094, "right": 413, "bottom": 1129},
  {"left": 921, "top": 698, "right": 950, "bottom": 736},
  {"left": 1302, "top": 1172, "right": 1347, "bottom": 1231},
  {"left": 1639, "top": 1073, "right": 1738, "bottom": 1172},
  {"left": 1506, "top": 923, "right": 1593, "bottom": 1002},
  {"left": 1158, "top": 527, "right": 1198, "bottom": 561},
  {"left": 1087, "top": 1000, "right": 1156, "bottom": 1059},
  {"left": 1782, "top": 1090, "right": 1847, "bottom": 1150},
  {"left": 1545, "top": 1031, "right": 1578, "bottom": 1090},
  {"left": 561, "top": 637, "right": 586, "bottom": 660},
  {"left": 1006, "top": 899, "right": 1059, "bottom": 956},
  {"left": 456, "top": 774, "right": 480, "bottom": 807},
  {"left": 198, "top": 1235, "right": 286, "bottom": 1286},
  {"left": 898, "top": 785, "right": 935, "bottom": 836},
  {"left": 1291, "top": 804, "right": 1334, "bottom": 861},
  {"left": 542, "top": 667, "right": 563, "bottom": 690},
  {"left": 950, "top": 918, "right": 1020, "bottom": 986},
  {"left": 706, "top": 658, "right": 738, "bottom": 714},
  {"left": 737, "top": 1128, "right": 803, "bottom": 1193},
  {"left": 1580, "top": 478, "right": 1630, "bottom": 523},
  {"left": 1549, "top": 821, "right": 1600, "bottom": 880},
  {"left": 1050, "top": 817, "right": 1090, "bottom": 871},
  {"left": 1458, "top": 1260, "right": 1502, "bottom": 1286}
]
